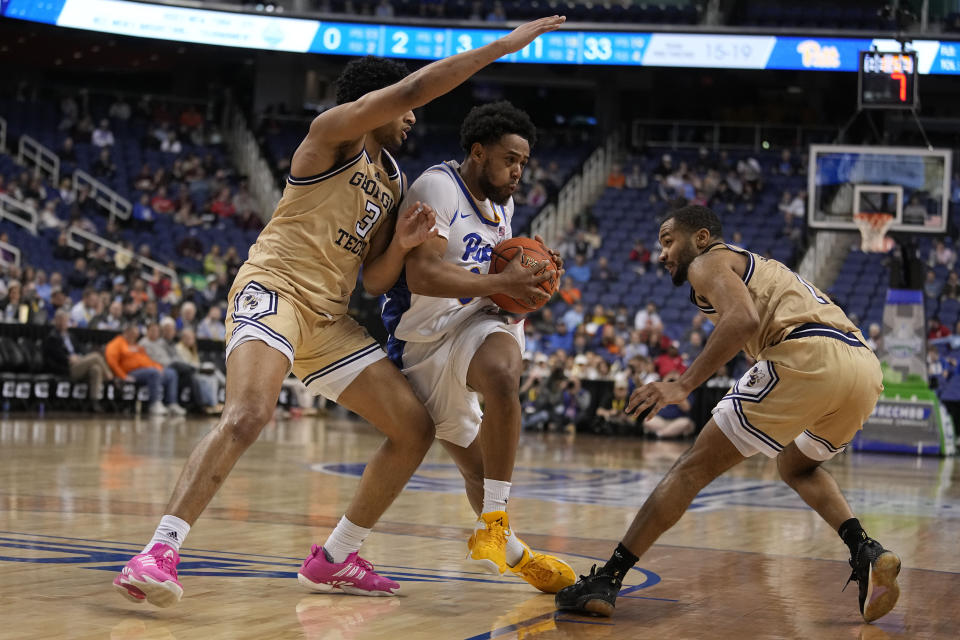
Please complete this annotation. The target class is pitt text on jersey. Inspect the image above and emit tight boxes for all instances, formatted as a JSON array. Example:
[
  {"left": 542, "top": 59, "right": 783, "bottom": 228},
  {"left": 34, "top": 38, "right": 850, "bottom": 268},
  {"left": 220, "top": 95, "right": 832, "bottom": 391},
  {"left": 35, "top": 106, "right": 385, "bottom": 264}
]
[{"left": 462, "top": 232, "right": 494, "bottom": 264}]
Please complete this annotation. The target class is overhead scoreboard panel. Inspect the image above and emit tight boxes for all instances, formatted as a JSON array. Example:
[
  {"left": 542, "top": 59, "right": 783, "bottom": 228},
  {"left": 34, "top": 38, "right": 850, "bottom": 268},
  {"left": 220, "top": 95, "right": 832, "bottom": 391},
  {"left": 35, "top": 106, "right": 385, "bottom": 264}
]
[
  {"left": 859, "top": 51, "right": 919, "bottom": 110},
  {"left": 4, "top": 0, "right": 960, "bottom": 74}
]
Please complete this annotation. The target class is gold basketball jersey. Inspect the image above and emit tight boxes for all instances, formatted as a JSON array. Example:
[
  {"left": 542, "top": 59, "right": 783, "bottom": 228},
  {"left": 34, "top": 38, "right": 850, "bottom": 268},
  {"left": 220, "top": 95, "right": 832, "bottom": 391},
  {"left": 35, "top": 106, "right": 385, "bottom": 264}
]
[
  {"left": 690, "top": 243, "right": 861, "bottom": 359},
  {"left": 238, "top": 147, "right": 404, "bottom": 317}
]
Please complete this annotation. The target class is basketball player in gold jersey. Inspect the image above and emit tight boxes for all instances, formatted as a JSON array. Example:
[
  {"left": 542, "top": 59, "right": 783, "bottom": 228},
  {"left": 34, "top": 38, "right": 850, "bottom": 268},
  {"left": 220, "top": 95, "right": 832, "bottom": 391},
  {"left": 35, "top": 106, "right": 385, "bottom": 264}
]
[
  {"left": 113, "top": 15, "right": 566, "bottom": 607},
  {"left": 556, "top": 205, "right": 901, "bottom": 623}
]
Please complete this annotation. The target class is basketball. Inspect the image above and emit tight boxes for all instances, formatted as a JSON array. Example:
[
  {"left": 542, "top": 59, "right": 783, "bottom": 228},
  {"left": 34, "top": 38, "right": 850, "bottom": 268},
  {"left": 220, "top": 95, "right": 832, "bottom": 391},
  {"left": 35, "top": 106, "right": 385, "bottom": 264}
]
[{"left": 488, "top": 237, "right": 559, "bottom": 313}]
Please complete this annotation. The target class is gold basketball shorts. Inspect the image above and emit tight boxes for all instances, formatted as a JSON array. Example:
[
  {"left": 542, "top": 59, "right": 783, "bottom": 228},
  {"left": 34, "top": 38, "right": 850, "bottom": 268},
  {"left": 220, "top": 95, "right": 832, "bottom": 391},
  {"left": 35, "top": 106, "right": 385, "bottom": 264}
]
[
  {"left": 712, "top": 324, "right": 883, "bottom": 461},
  {"left": 224, "top": 279, "right": 385, "bottom": 401}
]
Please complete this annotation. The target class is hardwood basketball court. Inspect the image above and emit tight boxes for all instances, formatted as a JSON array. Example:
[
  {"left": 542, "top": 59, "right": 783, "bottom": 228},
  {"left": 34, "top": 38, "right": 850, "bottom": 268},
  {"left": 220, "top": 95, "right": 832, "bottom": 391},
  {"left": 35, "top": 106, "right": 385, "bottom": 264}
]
[{"left": 1, "top": 411, "right": 957, "bottom": 639}]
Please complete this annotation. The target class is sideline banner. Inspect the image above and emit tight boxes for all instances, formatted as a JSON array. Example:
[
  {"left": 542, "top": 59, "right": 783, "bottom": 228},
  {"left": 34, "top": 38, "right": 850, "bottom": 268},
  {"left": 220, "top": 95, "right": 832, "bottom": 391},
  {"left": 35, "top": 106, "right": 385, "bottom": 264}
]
[{"left": 853, "top": 395, "right": 955, "bottom": 456}]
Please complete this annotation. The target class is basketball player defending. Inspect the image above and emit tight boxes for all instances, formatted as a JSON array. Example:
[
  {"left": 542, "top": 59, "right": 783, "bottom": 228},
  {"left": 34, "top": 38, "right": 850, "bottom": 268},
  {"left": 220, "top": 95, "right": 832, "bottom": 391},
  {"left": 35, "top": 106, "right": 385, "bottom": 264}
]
[
  {"left": 556, "top": 205, "right": 901, "bottom": 623},
  {"left": 381, "top": 102, "right": 576, "bottom": 593},
  {"left": 113, "top": 16, "right": 566, "bottom": 607}
]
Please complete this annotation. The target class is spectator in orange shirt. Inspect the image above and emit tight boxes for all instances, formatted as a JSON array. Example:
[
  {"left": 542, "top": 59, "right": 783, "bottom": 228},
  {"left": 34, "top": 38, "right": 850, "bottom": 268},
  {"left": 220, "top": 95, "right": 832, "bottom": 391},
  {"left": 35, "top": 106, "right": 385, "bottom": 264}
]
[
  {"left": 105, "top": 323, "right": 184, "bottom": 417},
  {"left": 558, "top": 276, "right": 581, "bottom": 305},
  {"left": 606, "top": 163, "right": 626, "bottom": 189},
  {"left": 179, "top": 105, "right": 204, "bottom": 129}
]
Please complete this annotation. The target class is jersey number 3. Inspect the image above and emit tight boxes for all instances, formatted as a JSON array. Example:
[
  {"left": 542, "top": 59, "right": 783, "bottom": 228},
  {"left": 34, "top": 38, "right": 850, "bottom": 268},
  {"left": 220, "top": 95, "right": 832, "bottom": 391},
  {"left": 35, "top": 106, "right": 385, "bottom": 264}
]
[{"left": 356, "top": 200, "right": 382, "bottom": 239}]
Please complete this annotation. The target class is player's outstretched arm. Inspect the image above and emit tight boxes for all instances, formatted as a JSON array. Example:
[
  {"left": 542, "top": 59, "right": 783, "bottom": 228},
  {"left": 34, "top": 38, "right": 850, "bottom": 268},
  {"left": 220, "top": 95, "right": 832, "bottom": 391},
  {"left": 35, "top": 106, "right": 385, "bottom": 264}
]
[
  {"left": 626, "top": 252, "right": 759, "bottom": 419},
  {"left": 308, "top": 16, "right": 565, "bottom": 146},
  {"left": 362, "top": 201, "right": 438, "bottom": 295},
  {"left": 405, "top": 238, "right": 551, "bottom": 304}
]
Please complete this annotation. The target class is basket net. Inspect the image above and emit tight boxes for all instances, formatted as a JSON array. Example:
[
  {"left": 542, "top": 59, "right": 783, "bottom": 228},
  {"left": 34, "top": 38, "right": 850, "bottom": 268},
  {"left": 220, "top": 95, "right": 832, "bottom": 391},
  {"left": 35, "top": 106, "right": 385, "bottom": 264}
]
[{"left": 853, "top": 213, "right": 895, "bottom": 253}]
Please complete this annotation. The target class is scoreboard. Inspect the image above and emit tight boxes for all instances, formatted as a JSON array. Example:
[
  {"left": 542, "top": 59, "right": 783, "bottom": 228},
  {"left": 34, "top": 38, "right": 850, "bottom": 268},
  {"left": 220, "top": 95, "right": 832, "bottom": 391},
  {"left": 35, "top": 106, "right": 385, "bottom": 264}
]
[
  {"left": 3, "top": 0, "right": 960, "bottom": 75},
  {"left": 859, "top": 51, "right": 919, "bottom": 109}
]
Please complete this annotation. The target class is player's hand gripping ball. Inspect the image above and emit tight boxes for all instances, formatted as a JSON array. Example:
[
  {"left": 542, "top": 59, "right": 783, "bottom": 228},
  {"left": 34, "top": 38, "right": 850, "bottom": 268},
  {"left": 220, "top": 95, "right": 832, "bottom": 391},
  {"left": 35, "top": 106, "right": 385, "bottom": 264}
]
[{"left": 488, "top": 236, "right": 560, "bottom": 313}]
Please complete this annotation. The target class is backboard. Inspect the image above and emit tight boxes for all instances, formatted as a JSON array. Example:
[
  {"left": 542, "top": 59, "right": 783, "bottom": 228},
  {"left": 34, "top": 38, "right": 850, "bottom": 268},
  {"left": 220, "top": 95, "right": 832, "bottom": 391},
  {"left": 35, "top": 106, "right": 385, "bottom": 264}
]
[{"left": 807, "top": 144, "right": 951, "bottom": 233}]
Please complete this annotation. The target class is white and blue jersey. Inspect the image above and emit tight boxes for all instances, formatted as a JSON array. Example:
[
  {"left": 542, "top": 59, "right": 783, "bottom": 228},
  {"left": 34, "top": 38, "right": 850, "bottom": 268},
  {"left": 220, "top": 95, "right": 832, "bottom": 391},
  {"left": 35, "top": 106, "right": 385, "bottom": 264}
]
[{"left": 382, "top": 160, "right": 513, "bottom": 367}]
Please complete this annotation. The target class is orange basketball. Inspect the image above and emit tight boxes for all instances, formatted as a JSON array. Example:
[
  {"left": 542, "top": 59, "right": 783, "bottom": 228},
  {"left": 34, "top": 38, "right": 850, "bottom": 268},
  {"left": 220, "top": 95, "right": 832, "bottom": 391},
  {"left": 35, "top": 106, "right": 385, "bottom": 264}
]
[{"left": 488, "top": 237, "right": 559, "bottom": 314}]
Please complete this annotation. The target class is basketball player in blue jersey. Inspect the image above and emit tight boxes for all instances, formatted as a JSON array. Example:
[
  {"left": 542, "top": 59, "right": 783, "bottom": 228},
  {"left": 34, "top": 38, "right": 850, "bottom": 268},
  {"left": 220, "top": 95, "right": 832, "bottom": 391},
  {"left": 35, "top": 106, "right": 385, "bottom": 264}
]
[
  {"left": 556, "top": 205, "right": 901, "bottom": 623},
  {"left": 382, "top": 102, "right": 576, "bottom": 593},
  {"left": 113, "top": 16, "right": 567, "bottom": 607}
]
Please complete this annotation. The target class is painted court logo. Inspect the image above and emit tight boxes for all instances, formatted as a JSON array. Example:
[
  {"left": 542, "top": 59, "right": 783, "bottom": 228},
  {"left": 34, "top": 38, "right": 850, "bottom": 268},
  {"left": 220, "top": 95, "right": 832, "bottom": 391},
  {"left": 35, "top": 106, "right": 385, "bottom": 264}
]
[{"left": 312, "top": 463, "right": 960, "bottom": 519}]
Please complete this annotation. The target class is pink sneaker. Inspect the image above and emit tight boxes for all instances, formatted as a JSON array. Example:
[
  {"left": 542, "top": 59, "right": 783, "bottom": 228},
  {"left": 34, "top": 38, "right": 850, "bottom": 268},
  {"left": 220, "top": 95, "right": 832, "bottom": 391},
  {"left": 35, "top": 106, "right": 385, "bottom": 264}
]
[
  {"left": 112, "top": 543, "right": 183, "bottom": 608},
  {"left": 297, "top": 545, "right": 399, "bottom": 596}
]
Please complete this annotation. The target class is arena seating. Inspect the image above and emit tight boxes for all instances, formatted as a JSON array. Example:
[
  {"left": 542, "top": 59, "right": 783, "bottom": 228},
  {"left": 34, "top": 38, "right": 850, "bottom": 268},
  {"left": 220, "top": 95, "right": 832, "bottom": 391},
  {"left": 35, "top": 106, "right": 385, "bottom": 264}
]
[{"left": 0, "top": 93, "right": 260, "bottom": 304}]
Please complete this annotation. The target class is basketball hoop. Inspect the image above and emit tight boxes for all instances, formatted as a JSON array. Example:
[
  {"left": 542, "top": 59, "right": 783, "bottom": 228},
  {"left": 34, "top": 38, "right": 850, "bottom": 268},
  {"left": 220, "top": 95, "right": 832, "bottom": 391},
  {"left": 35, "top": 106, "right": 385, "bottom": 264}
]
[{"left": 854, "top": 213, "right": 895, "bottom": 252}]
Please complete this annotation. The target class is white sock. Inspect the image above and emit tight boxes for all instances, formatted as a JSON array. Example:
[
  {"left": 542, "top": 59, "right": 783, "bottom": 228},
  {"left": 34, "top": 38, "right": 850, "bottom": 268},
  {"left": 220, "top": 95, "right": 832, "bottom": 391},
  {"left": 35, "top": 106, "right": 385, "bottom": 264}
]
[
  {"left": 505, "top": 529, "right": 526, "bottom": 567},
  {"left": 144, "top": 515, "right": 190, "bottom": 553},
  {"left": 324, "top": 516, "right": 371, "bottom": 563},
  {"left": 482, "top": 478, "right": 511, "bottom": 514}
]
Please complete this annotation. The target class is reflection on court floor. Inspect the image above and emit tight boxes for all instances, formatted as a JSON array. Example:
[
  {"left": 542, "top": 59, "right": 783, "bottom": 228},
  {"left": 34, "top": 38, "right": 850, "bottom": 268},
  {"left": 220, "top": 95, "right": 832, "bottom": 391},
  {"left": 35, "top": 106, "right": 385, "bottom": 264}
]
[{"left": 0, "top": 414, "right": 957, "bottom": 639}]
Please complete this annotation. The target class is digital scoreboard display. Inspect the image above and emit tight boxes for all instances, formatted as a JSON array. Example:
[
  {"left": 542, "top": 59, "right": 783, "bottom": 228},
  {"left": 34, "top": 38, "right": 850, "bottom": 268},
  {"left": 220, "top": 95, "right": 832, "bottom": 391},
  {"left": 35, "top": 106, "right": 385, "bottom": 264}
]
[
  {"left": 3, "top": 0, "right": 960, "bottom": 75},
  {"left": 859, "top": 51, "right": 918, "bottom": 109}
]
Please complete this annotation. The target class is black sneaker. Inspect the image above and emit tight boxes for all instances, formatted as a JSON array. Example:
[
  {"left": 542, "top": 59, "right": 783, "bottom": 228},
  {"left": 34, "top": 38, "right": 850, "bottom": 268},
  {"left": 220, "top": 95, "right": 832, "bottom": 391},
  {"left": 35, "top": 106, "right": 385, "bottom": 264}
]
[
  {"left": 554, "top": 565, "right": 621, "bottom": 617},
  {"left": 845, "top": 538, "right": 901, "bottom": 623}
]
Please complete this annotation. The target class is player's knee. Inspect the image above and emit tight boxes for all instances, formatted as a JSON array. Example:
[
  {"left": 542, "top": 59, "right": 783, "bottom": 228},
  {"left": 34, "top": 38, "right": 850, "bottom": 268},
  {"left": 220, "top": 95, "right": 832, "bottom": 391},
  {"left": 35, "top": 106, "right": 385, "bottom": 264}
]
[
  {"left": 777, "top": 448, "right": 816, "bottom": 485},
  {"left": 219, "top": 401, "right": 272, "bottom": 448},
  {"left": 390, "top": 398, "right": 435, "bottom": 450},
  {"left": 475, "top": 360, "right": 521, "bottom": 401}
]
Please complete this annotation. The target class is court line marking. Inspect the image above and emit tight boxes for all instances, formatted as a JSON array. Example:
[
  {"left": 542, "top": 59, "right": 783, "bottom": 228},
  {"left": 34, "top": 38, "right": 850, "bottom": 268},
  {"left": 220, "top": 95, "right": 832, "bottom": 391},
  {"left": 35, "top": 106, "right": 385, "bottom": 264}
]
[
  {"left": 0, "top": 530, "right": 672, "bottom": 640},
  {"left": 0, "top": 531, "right": 664, "bottom": 590}
]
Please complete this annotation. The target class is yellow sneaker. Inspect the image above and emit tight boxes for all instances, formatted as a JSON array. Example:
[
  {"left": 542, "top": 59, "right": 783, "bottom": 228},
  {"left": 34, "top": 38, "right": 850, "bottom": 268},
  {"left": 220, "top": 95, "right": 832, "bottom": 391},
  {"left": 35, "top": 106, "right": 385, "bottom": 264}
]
[
  {"left": 466, "top": 511, "right": 509, "bottom": 575},
  {"left": 509, "top": 537, "right": 576, "bottom": 594}
]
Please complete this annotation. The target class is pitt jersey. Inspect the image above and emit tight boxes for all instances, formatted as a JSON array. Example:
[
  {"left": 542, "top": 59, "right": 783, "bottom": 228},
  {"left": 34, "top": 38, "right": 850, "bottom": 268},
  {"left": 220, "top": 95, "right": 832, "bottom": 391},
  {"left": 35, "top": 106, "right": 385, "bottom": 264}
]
[
  {"left": 237, "top": 147, "right": 404, "bottom": 318},
  {"left": 690, "top": 243, "right": 862, "bottom": 359},
  {"left": 382, "top": 161, "right": 512, "bottom": 355}
]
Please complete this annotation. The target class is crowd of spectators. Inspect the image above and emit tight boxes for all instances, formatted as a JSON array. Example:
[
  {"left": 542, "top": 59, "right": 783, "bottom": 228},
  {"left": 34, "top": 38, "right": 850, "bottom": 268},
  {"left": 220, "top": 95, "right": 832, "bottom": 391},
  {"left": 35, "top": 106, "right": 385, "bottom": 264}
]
[
  {"left": 0, "top": 86, "right": 271, "bottom": 415},
  {"left": 512, "top": 145, "right": 814, "bottom": 438},
  {"left": 53, "top": 91, "right": 263, "bottom": 233},
  {"left": 0, "top": 251, "right": 229, "bottom": 415}
]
